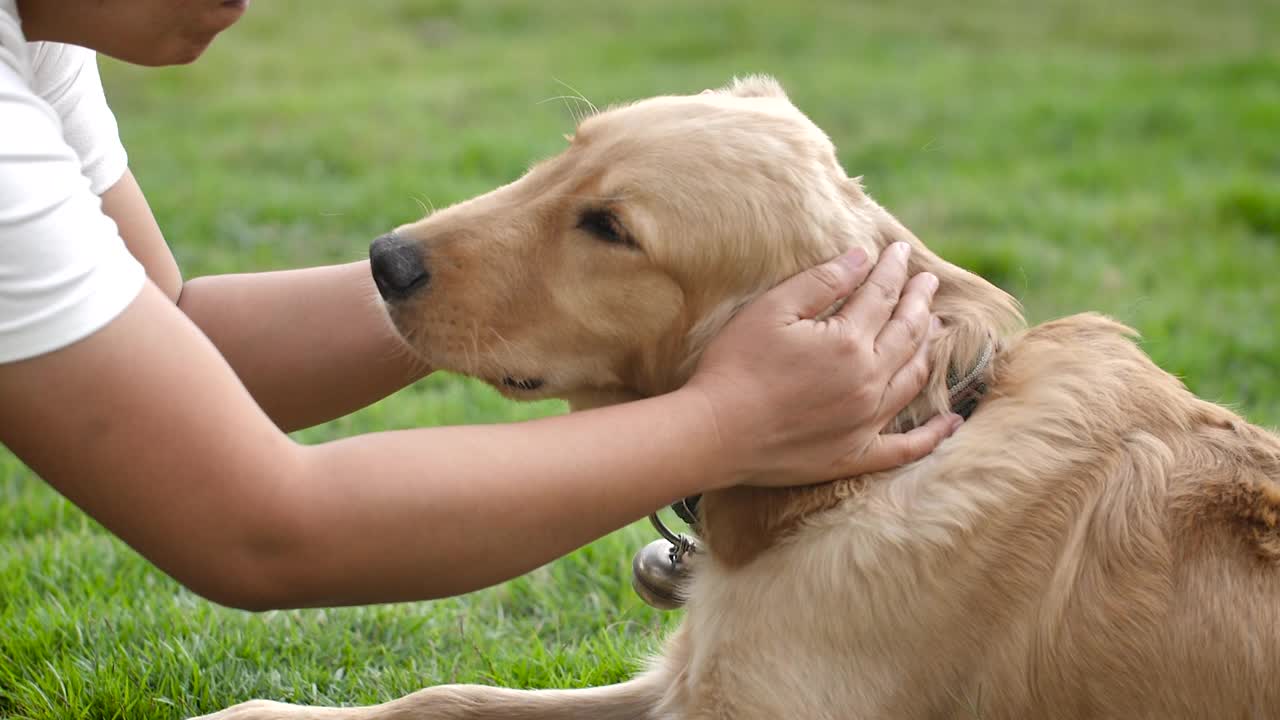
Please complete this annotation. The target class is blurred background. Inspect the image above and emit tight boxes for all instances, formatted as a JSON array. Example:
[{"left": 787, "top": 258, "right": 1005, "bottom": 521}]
[{"left": 3, "top": 1, "right": 1277, "bottom": 716}]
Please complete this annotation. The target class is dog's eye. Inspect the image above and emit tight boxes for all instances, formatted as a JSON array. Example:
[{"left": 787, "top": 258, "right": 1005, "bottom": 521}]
[{"left": 578, "top": 209, "right": 637, "bottom": 249}]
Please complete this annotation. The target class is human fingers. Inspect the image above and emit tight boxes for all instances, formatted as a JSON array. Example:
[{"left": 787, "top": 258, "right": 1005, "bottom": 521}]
[
  {"left": 877, "top": 315, "right": 938, "bottom": 420},
  {"left": 872, "top": 270, "right": 938, "bottom": 369},
  {"left": 751, "top": 247, "right": 872, "bottom": 324},
  {"left": 839, "top": 241, "right": 913, "bottom": 334},
  {"left": 838, "top": 412, "right": 962, "bottom": 476}
]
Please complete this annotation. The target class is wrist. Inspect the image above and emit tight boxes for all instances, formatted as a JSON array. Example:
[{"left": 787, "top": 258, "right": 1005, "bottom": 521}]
[{"left": 665, "top": 385, "right": 747, "bottom": 493}]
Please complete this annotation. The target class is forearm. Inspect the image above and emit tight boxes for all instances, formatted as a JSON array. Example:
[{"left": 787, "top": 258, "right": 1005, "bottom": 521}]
[
  {"left": 178, "top": 261, "right": 428, "bottom": 431},
  {"left": 270, "top": 388, "right": 725, "bottom": 607},
  {"left": 1, "top": 283, "right": 725, "bottom": 611}
]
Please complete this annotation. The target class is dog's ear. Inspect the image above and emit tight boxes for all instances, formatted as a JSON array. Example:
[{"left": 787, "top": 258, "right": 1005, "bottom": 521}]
[{"left": 721, "top": 74, "right": 788, "bottom": 99}]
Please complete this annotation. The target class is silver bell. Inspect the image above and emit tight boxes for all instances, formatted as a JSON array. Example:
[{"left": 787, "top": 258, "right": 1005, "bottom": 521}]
[{"left": 631, "top": 538, "right": 693, "bottom": 610}]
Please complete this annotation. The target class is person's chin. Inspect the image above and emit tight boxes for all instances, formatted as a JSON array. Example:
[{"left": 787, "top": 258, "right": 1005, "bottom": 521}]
[
  {"left": 116, "top": 37, "right": 212, "bottom": 66},
  {"left": 95, "top": 38, "right": 202, "bottom": 67},
  {"left": 154, "top": 22, "right": 235, "bottom": 66},
  {"left": 167, "top": 43, "right": 212, "bottom": 66},
  {"left": 146, "top": 7, "right": 245, "bottom": 66}
]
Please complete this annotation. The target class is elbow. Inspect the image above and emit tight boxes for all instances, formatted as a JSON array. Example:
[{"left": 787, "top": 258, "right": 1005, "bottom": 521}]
[
  {"left": 171, "top": 458, "right": 317, "bottom": 613},
  {"left": 189, "top": 573, "right": 293, "bottom": 613},
  {"left": 175, "top": 541, "right": 305, "bottom": 613},
  {"left": 195, "top": 590, "right": 279, "bottom": 614}
]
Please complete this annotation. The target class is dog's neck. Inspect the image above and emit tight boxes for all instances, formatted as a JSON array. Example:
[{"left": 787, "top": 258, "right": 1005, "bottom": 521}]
[{"left": 693, "top": 205, "right": 1025, "bottom": 567}]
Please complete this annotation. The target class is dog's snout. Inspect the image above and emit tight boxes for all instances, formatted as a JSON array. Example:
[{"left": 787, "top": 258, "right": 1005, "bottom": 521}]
[{"left": 370, "top": 233, "right": 430, "bottom": 301}]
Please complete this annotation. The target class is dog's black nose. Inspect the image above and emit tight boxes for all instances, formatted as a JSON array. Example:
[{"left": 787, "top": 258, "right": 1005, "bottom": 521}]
[{"left": 370, "top": 233, "right": 429, "bottom": 301}]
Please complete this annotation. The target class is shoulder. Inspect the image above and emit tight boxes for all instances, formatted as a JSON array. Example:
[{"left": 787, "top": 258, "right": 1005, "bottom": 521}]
[
  {"left": 15, "top": 40, "right": 129, "bottom": 195},
  {"left": 1, "top": 0, "right": 130, "bottom": 195},
  {"left": 0, "top": 41, "right": 144, "bottom": 365},
  {"left": 27, "top": 41, "right": 101, "bottom": 105},
  {"left": 1, "top": 0, "right": 104, "bottom": 103}
]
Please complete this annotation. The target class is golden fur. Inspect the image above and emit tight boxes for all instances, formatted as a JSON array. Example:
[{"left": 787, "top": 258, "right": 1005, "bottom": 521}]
[{"left": 200, "top": 76, "right": 1280, "bottom": 719}]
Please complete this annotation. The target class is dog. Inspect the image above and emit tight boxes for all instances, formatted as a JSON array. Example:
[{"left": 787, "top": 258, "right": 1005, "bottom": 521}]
[{"left": 199, "top": 76, "right": 1280, "bottom": 719}]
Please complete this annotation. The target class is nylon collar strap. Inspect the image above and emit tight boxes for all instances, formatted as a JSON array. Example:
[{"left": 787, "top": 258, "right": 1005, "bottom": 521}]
[{"left": 946, "top": 337, "right": 995, "bottom": 420}]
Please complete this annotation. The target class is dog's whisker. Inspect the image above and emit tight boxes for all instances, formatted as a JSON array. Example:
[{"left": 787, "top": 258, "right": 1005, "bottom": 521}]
[
  {"left": 390, "top": 329, "right": 432, "bottom": 376},
  {"left": 534, "top": 95, "right": 581, "bottom": 108},
  {"left": 486, "top": 327, "right": 516, "bottom": 358},
  {"left": 552, "top": 77, "right": 599, "bottom": 117},
  {"left": 540, "top": 77, "right": 599, "bottom": 127},
  {"left": 486, "top": 327, "right": 539, "bottom": 375},
  {"left": 363, "top": 289, "right": 433, "bottom": 376},
  {"left": 465, "top": 319, "right": 481, "bottom": 381},
  {"left": 388, "top": 338, "right": 430, "bottom": 377},
  {"left": 410, "top": 193, "right": 437, "bottom": 217},
  {"left": 537, "top": 95, "right": 593, "bottom": 125}
]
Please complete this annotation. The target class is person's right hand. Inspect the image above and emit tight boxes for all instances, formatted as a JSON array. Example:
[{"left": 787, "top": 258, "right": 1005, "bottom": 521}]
[{"left": 685, "top": 241, "right": 961, "bottom": 489}]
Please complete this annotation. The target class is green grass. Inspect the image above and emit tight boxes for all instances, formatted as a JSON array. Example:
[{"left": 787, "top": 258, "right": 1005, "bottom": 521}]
[{"left": 3, "top": 0, "right": 1279, "bottom": 717}]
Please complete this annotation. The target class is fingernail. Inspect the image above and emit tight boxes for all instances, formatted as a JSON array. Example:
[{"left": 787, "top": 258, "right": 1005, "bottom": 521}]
[
  {"left": 843, "top": 247, "right": 869, "bottom": 268},
  {"left": 894, "top": 242, "right": 912, "bottom": 259},
  {"left": 922, "top": 272, "right": 939, "bottom": 293},
  {"left": 949, "top": 413, "right": 965, "bottom": 429},
  {"left": 931, "top": 315, "right": 944, "bottom": 335}
]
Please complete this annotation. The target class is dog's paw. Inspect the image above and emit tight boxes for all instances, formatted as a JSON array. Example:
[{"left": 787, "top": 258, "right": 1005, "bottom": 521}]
[{"left": 189, "top": 699, "right": 318, "bottom": 720}]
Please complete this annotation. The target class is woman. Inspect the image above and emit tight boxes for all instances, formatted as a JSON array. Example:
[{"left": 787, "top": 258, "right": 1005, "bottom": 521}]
[{"left": 0, "top": 0, "right": 956, "bottom": 610}]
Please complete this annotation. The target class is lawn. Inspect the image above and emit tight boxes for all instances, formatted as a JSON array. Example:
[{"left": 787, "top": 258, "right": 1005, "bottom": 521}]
[{"left": 3, "top": 0, "right": 1279, "bottom": 717}]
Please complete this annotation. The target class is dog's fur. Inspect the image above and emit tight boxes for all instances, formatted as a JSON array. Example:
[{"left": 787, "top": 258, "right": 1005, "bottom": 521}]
[{"left": 201, "top": 76, "right": 1280, "bottom": 719}]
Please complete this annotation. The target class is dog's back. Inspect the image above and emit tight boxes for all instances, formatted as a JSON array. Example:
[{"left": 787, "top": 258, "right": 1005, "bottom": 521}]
[
  {"left": 964, "top": 313, "right": 1280, "bottom": 717},
  {"left": 666, "top": 312, "right": 1280, "bottom": 719}
]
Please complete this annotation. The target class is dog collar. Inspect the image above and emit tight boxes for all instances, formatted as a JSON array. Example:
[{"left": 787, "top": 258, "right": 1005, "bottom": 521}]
[
  {"left": 947, "top": 337, "right": 995, "bottom": 420},
  {"left": 644, "top": 496, "right": 699, "bottom": 555}
]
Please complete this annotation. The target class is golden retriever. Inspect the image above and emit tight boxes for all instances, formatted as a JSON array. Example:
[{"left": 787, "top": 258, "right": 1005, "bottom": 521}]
[{"left": 200, "top": 76, "right": 1280, "bottom": 719}]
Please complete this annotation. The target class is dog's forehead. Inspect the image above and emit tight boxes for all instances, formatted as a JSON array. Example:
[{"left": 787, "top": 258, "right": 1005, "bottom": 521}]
[
  {"left": 567, "top": 96, "right": 831, "bottom": 198},
  {"left": 578, "top": 95, "right": 811, "bottom": 150}
]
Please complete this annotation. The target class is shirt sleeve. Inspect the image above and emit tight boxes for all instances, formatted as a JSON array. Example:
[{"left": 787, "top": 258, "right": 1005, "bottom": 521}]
[
  {"left": 28, "top": 43, "right": 129, "bottom": 195},
  {"left": 0, "top": 60, "right": 146, "bottom": 363}
]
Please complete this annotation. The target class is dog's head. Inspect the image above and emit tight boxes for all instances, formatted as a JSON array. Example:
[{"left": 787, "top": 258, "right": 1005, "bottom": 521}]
[{"left": 373, "top": 75, "right": 1021, "bottom": 426}]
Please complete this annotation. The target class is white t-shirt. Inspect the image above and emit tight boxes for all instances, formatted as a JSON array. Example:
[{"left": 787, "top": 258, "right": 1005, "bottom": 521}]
[{"left": 0, "top": 0, "right": 145, "bottom": 363}]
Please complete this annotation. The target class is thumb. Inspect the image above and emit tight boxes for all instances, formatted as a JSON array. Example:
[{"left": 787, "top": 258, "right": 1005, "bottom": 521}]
[
  {"left": 839, "top": 413, "right": 962, "bottom": 475},
  {"left": 761, "top": 248, "right": 872, "bottom": 322}
]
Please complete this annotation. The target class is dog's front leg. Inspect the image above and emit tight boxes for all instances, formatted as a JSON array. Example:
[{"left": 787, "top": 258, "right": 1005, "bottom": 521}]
[{"left": 190, "top": 674, "right": 670, "bottom": 720}]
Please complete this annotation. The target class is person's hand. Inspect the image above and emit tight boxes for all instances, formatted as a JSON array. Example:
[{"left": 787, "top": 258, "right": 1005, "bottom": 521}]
[{"left": 685, "top": 241, "right": 960, "bottom": 488}]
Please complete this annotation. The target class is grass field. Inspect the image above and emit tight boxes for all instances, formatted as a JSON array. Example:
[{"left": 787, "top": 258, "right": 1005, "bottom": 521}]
[{"left": 3, "top": 1, "right": 1279, "bottom": 717}]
